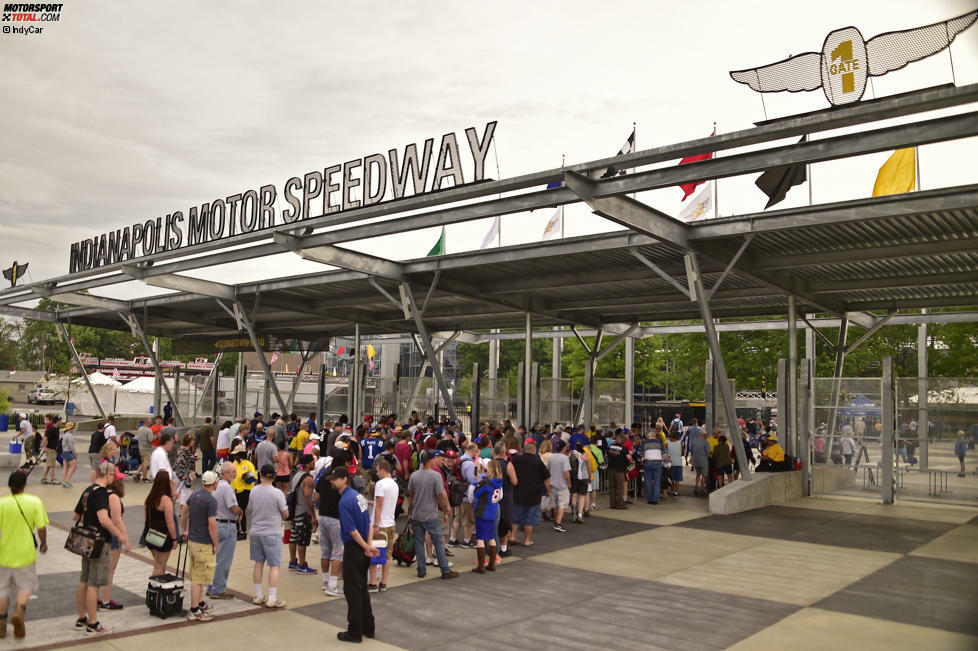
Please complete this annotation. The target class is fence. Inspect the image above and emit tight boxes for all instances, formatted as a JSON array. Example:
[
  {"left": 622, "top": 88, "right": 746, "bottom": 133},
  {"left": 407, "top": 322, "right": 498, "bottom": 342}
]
[
  {"left": 539, "top": 378, "right": 573, "bottom": 425},
  {"left": 593, "top": 378, "right": 626, "bottom": 426}
]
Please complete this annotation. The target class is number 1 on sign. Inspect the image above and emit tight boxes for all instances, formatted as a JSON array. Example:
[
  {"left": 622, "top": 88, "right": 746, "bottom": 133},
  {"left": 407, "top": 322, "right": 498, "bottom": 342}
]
[{"left": 831, "top": 39, "right": 855, "bottom": 93}]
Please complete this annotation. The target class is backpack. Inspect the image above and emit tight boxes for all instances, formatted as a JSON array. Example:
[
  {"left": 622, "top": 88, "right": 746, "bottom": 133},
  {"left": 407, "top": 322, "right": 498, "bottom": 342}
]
[
  {"left": 285, "top": 472, "right": 309, "bottom": 521},
  {"left": 448, "top": 460, "right": 470, "bottom": 507}
]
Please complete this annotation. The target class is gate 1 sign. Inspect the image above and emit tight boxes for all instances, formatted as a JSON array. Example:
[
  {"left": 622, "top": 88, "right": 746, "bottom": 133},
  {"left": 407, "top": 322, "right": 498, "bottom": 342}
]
[{"left": 68, "top": 122, "right": 497, "bottom": 273}]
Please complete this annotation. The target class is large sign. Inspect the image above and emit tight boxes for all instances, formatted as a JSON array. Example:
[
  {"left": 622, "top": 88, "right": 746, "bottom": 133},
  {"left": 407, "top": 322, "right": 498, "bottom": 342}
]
[
  {"left": 68, "top": 122, "right": 497, "bottom": 273},
  {"left": 730, "top": 10, "right": 977, "bottom": 107},
  {"left": 170, "top": 334, "right": 330, "bottom": 355}
]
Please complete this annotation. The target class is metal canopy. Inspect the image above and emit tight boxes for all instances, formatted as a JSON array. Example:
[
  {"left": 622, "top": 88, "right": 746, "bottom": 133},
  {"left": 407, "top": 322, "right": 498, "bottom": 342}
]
[{"left": 1, "top": 84, "right": 976, "bottom": 344}]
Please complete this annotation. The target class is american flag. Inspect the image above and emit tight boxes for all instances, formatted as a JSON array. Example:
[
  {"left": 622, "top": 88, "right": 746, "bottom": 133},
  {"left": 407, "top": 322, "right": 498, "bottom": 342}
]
[
  {"left": 369, "top": 359, "right": 375, "bottom": 371},
  {"left": 111, "top": 368, "right": 121, "bottom": 380},
  {"left": 270, "top": 351, "right": 280, "bottom": 364}
]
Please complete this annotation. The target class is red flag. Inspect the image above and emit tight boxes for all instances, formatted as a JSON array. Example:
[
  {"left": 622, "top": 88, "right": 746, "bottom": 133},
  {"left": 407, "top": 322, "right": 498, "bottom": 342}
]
[
  {"left": 336, "top": 346, "right": 345, "bottom": 356},
  {"left": 678, "top": 129, "right": 716, "bottom": 200},
  {"left": 270, "top": 351, "right": 280, "bottom": 364}
]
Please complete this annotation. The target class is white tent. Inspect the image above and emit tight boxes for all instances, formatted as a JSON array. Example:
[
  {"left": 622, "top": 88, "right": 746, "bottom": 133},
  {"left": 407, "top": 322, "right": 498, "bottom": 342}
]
[
  {"left": 909, "top": 386, "right": 978, "bottom": 405},
  {"left": 67, "top": 371, "right": 121, "bottom": 417},
  {"left": 115, "top": 376, "right": 174, "bottom": 416}
]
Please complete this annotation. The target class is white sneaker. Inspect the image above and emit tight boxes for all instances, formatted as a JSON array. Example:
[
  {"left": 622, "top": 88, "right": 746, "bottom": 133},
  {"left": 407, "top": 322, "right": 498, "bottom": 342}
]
[
  {"left": 324, "top": 586, "right": 341, "bottom": 596},
  {"left": 252, "top": 595, "right": 266, "bottom": 605}
]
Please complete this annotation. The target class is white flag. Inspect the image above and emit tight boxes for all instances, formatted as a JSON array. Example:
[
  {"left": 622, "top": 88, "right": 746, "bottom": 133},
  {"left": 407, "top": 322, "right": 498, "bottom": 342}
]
[
  {"left": 679, "top": 184, "right": 713, "bottom": 222},
  {"left": 542, "top": 206, "right": 563, "bottom": 241},
  {"left": 479, "top": 216, "right": 500, "bottom": 249}
]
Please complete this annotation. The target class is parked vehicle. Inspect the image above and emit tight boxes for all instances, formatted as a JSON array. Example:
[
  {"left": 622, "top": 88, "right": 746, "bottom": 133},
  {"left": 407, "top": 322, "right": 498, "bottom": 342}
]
[{"left": 27, "top": 386, "right": 56, "bottom": 404}]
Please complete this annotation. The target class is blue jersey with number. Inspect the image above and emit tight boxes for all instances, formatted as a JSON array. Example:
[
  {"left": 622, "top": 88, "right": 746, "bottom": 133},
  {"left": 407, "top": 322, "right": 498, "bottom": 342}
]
[
  {"left": 472, "top": 477, "right": 503, "bottom": 521},
  {"left": 360, "top": 437, "right": 384, "bottom": 469}
]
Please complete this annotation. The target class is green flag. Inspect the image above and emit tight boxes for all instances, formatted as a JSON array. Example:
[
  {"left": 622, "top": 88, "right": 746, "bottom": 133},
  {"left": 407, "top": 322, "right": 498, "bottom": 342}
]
[{"left": 426, "top": 226, "right": 446, "bottom": 256}]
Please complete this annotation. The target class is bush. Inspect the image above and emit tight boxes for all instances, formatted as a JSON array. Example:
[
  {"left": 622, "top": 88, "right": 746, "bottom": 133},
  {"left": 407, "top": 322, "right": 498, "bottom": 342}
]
[{"left": 0, "top": 388, "right": 10, "bottom": 417}]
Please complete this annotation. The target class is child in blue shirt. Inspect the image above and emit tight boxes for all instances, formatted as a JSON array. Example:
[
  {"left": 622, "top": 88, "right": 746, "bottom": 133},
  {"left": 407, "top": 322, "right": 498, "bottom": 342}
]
[{"left": 471, "top": 458, "right": 503, "bottom": 574}]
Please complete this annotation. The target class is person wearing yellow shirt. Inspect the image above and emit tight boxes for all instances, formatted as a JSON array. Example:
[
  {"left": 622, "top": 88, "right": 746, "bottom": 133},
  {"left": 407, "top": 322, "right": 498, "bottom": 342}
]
[
  {"left": 706, "top": 428, "right": 721, "bottom": 490},
  {"left": 230, "top": 445, "right": 258, "bottom": 540},
  {"left": 289, "top": 425, "right": 310, "bottom": 467},
  {"left": 758, "top": 435, "right": 786, "bottom": 472},
  {"left": 0, "top": 471, "right": 48, "bottom": 640}
]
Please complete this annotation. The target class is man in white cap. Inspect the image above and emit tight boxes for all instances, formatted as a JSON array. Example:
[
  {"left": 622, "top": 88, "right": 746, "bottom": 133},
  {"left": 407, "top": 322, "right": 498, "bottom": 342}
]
[
  {"left": 206, "top": 462, "right": 242, "bottom": 600},
  {"left": 103, "top": 417, "right": 117, "bottom": 443},
  {"left": 14, "top": 413, "right": 31, "bottom": 446},
  {"left": 180, "top": 470, "right": 219, "bottom": 621}
]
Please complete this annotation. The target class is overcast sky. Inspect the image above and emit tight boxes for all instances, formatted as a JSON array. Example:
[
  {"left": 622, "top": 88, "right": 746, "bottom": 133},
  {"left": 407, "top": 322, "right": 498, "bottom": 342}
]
[{"left": 1, "top": 0, "right": 976, "bottom": 302}]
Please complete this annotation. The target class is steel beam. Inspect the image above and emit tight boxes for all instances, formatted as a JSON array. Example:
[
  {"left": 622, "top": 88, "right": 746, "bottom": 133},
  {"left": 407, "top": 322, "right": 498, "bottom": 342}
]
[
  {"left": 123, "top": 269, "right": 235, "bottom": 300},
  {"left": 708, "top": 234, "right": 755, "bottom": 299},
  {"left": 684, "top": 253, "right": 752, "bottom": 479},
  {"left": 194, "top": 352, "right": 224, "bottom": 414},
  {"left": 59, "top": 322, "right": 107, "bottom": 418},
  {"left": 0, "top": 305, "right": 57, "bottom": 321},
  {"left": 825, "top": 318, "right": 849, "bottom": 455},
  {"left": 523, "top": 313, "right": 532, "bottom": 427},
  {"left": 50, "top": 292, "right": 129, "bottom": 312},
  {"left": 565, "top": 171, "right": 690, "bottom": 247},
  {"left": 630, "top": 250, "right": 691, "bottom": 297},
  {"left": 121, "top": 313, "right": 185, "bottom": 427},
  {"left": 881, "top": 357, "right": 895, "bottom": 504},
  {"left": 286, "top": 346, "right": 316, "bottom": 414},
  {"left": 399, "top": 283, "right": 457, "bottom": 422},
  {"left": 788, "top": 296, "right": 798, "bottom": 459},
  {"left": 625, "top": 336, "right": 634, "bottom": 427},
  {"left": 274, "top": 233, "right": 405, "bottom": 280},
  {"left": 800, "top": 358, "right": 812, "bottom": 496},
  {"left": 918, "top": 312, "right": 929, "bottom": 471},
  {"left": 845, "top": 310, "right": 898, "bottom": 355}
]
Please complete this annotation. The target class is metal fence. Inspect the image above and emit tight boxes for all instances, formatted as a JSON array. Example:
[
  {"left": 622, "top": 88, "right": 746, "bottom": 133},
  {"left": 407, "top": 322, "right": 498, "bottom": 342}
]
[
  {"left": 592, "top": 378, "right": 626, "bottom": 426},
  {"left": 540, "top": 377, "right": 573, "bottom": 425}
]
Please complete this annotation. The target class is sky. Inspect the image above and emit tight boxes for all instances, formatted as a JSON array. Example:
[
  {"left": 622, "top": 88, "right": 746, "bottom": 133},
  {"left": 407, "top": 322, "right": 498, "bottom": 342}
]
[{"left": 1, "top": 0, "right": 976, "bottom": 303}]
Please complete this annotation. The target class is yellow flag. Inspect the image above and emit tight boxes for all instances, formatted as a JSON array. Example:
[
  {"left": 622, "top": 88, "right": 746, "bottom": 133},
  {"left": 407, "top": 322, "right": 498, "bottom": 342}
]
[
  {"left": 872, "top": 148, "right": 916, "bottom": 197},
  {"left": 367, "top": 344, "right": 376, "bottom": 359},
  {"left": 285, "top": 364, "right": 290, "bottom": 373}
]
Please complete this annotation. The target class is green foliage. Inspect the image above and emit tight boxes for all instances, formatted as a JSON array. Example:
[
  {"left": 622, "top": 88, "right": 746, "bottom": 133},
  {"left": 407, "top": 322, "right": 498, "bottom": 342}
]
[{"left": 0, "top": 388, "right": 10, "bottom": 415}]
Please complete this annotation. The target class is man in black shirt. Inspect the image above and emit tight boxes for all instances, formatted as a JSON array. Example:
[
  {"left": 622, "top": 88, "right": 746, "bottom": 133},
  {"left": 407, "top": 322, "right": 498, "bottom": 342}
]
[
  {"left": 41, "top": 414, "right": 61, "bottom": 485},
  {"left": 316, "top": 450, "right": 350, "bottom": 596},
  {"left": 73, "top": 460, "right": 126, "bottom": 635},
  {"left": 606, "top": 434, "right": 631, "bottom": 510},
  {"left": 510, "top": 439, "right": 550, "bottom": 546}
]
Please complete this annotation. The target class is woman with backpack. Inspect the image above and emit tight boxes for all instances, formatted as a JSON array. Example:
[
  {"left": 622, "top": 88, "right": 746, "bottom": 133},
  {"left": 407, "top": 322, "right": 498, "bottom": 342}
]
[{"left": 144, "top": 471, "right": 178, "bottom": 576}]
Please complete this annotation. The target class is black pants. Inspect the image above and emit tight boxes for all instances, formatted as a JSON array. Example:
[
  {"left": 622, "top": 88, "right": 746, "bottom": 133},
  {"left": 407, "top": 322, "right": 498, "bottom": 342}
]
[
  {"left": 236, "top": 491, "right": 250, "bottom": 533},
  {"left": 342, "top": 540, "right": 375, "bottom": 638}
]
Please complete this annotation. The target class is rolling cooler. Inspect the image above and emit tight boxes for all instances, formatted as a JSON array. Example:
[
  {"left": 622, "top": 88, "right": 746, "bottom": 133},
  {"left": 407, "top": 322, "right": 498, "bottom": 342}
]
[{"left": 146, "top": 542, "right": 187, "bottom": 619}]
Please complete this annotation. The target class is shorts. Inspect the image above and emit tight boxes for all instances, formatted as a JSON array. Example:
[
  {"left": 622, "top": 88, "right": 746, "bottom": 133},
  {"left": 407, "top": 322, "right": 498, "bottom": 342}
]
[
  {"left": 318, "top": 516, "right": 344, "bottom": 561},
  {"left": 498, "top": 501, "right": 512, "bottom": 536},
  {"left": 475, "top": 517, "right": 496, "bottom": 541},
  {"left": 249, "top": 534, "right": 283, "bottom": 567},
  {"left": 694, "top": 466, "right": 708, "bottom": 477},
  {"left": 512, "top": 502, "right": 541, "bottom": 527},
  {"left": 110, "top": 534, "right": 120, "bottom": 551},
  {"left": 189, "top": 541, "right": 217, "bottom": 584},
  {"left": 670, "top": 466, "right": 683, "bottom": 482},
  {"left": 45, "top": 449, "right": 57, "bottom": 467},
  {"left": 0, "top": 564, "right": 38, "bottom": 598},
  {"left": 62, "top": 452, "right": 76, "bottom": 463},
  {"left": 570, "top": 478, "right": 589, "bottom": 496},
  {"left": 549, "top": 487, "right": 570, "bottom": 510},
  {"left": 375, "top": 525, "right": 396, "bottom": 550},
  {"left": 290, "top": 512, "right": 312, "bottom": 547},
  {"left": 80, "top": 547, "right": 112, "bottom": 587},
  {"left": 276, "top": 475, "right": 290, "bottom": 484},
  {"left": 455, "top": 502, "right": 475, "bottom": 528},
  {"left": 958, "top": 454, "right": 966, "bottom": 462},
  {"left": 717, "top": 465, "right": 733, "bottom": 476},
  {"left": 589, "top": 474, "right": 600, "bottom": 491}
]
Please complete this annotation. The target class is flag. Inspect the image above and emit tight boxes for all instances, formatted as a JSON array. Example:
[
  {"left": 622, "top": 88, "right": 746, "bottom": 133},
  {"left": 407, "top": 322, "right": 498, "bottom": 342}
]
[
  {"left": 755, "top": 136, "right": 808, "bottom": 209},
  {"left": 598, "top": 129, "right": 636, "bottom": 179},
  {"left": 336, "top": 346, "right": 346, "bottom": 356},
  {"left": 270, "top": 351, "right": 280, "bottom": 364},
  {"left": 285, "top": 364, "right": 290, "bottom": 373},
  {"left": 542, "top": 206, "right": 563, "bottom": 241},
  {"left": 2, "top": 261, "right": 28, "bottom": 288},
  {"left": 678, "top": 185, "right": 714, "bottom": 222},
  {"left": 111, "top": 367, "right": 121, "bottom": 380},
  {"left": 678, "top": 129, "right": 715, "bottom": 200},
  {"left": 369, "top": 359, "right": 375, "bottom": 371},
  {"left": 873, "top": 148, "right": 916, "bottom": 197},
  {"left": 546, "top": 180, "right": 563, "bottom": 189},
  {"left": 479, "top": 216, "right": 500, "bottom": 249},
  {"left": 367, "top": 344, "right": 376, "bottom": 359},
  {"left": 426, "top": 226, "right": 446, "bottom": 256}
]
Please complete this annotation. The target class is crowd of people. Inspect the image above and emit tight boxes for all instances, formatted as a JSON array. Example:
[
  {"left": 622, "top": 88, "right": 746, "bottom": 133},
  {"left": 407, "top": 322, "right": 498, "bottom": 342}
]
[{"left": 3, "top": 408, "right": 793, "bottom": 642}]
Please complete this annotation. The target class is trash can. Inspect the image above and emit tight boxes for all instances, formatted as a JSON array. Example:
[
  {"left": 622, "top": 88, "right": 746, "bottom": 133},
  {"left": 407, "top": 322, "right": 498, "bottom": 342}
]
[
  {"left": 0, "top": 413, "right": 8, "bottom": 432},
  {"left": 65, "top": 403, "right": 75, "bottom": 416}
]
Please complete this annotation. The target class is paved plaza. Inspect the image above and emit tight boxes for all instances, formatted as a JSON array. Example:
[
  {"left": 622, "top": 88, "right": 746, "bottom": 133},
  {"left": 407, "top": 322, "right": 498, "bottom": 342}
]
[{"left": 5, "top": 461, "right": 976, "bottom": 651}]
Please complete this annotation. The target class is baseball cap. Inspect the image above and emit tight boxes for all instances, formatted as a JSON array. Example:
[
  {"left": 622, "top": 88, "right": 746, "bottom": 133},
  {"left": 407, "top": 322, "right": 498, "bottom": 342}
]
[
  {"left": 201, "top": 471, "right": 219, "bottom": 485},
  {"left": 259, "top": 464, "right": 276, "bottom": 478},
  {"left": 310, "top": 433, "right": 322, "bottom": 441},
  {"left": 298, "top": 453, "right": 314, "bottom": 466},
  {"left": 232, "top": 444, "right": 247, "bottom": 455},
  {"left": 18, "top": 412, "right": 26, "bottom": 419},
  {"left": 254, "top": 411, "right": 263, "bottom": 418},
  {"left": 329, "top": 466, "right": 351, "bottom": 481},
  {"left": 445, "top": 449, "right": 458, "bottom": 458}
]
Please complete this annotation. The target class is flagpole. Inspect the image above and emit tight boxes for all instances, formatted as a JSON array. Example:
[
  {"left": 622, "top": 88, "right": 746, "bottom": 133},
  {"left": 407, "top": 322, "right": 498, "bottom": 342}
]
[
  {"left": 807, "top": 134, "right": 813, "bottom": 207},
  {"left": 712, "top": 122, "right": 719, "bottom": 220},
  {"left": 561, "top": 153, "right": 566, "bottom": 239},
  {"left": 915, "top": 146, "right": 921, "bottom": 191},
  {"left": 632, "top": 121, "right": 637, "bottom": 200}
]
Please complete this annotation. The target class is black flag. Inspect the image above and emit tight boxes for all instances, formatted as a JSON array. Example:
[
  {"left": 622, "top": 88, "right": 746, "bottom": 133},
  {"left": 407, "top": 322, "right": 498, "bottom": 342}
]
[
  {"left": 2, "top": 261, "right": 27, "bottom": 288},
  {"left": 755, "top": 136, "right": 808, "bottom": 209}
]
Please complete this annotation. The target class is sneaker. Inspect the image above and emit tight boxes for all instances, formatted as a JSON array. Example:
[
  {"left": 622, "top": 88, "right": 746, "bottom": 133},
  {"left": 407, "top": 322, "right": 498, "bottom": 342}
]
[
  {"left": 378, "top": 583, "right": 387, "bottom": 592},
  {"left": 447, "top": 539, "right": 460, "bottom": 547},
  {"left": 444, "top": 548, "right": 455, "bottom": 556},
  {"left": 207, "top": 591, "right": 234, "bottom": 600},
  {"left": 324, "top": 586, "right": 342, "bottom": 597},
  {"left": 368, "top": 583, "right": 379, "bottom": 593},
  {"left": 62, "top": 481, "right": 72, "bottom": 488},
  {"left": 462, "top": 540, "right": 477, "bottom": 549},
  {"left": 337, "top": 631, "right": 363, "bottom": 643},
  {"left": 264, "top": 599, "right": 287, "bottom": 608},
  {"left": 426, "top": 558, "right": 435, "bottom": 566},
  {"left": 75, "top": 617, "right": 88, "bottom": 630},
  {"left": 499, "top": 549, "right": 512, "bottom": 557},
  {"left": 98, "top": 600, "right": 123, "bottom": 610},
  {"left": 198, "top": 601, "right": 214, "bottom": 613},
  {"left": 252, "top": 595, "right": 266, "bottom": 605},
  {"left": 187, "top": 609, "right": 215, "bottom": 622},
  {"left": 85, "top": 621, "right": 110, "bottom": 636},
  {"left": 440, "top": 570, "right": 459, "bottom": 580},
  {"left": 287, "top": 561, "right": 298, "bottom": 572},
  {"left": 296, "top": 564, "right": 317, "bottom": 575},
  {"left": 553, "top": 523, "right": 567, "bottom": 533}
]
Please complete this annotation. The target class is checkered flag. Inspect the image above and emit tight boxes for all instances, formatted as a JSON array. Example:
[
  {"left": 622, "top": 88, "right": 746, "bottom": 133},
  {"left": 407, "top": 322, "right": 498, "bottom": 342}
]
[{"left": 270, "top": 351, "right": 280, "bottom": 364}]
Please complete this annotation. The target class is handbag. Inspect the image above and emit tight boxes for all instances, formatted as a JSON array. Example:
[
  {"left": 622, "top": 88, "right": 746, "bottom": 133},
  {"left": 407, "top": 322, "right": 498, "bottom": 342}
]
[
  {"left": 145, "top": 528, "right": 168, "bottom": 548},
  {"left": 65, "top": 486, "right": 107, "bottom": 558}
]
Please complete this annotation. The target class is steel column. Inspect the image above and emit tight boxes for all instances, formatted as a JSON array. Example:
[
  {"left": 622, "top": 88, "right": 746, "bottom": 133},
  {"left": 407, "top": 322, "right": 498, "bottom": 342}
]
[
  {"left": 121, "top": 313, "right": 185, "bottom": 427},
  {"left": 349, "top": 322, "right": 361, "bottom": 422},
  {"left": 625, "top": 336, "right": 635, "bottom": 427},
  {"left": 800, "top": 358, "right": 813, "bottom": 496},
  {"left": 704, "top": 357, "right": 714, "bottom": 431},
  {"left": 826, "top": 319, "right": 849, "bottom": 455},
  {"left": 286, "top": 346, "right": 315, "bottom": 414},
  {"left": 777, "top": 359, "right": 788, "bottom": 456},
  {"left": 918, "top": 311, "right": 929, "bottom": 470},
  {"left": 234, "top": 301, "right": 288, "bottom": 417},
  {"left": 685, "top": 253, "right": 752, "bottom": 479},
  {"left": 317, "top": 366, "right": 326, "bottom": 427},
  {"left": 788, "top": 295, "right": 798, "bottom": 458},
  {"left": 524, "top": 313, "right": 532, "bottom": 427},
  {"left": 400, "top": 283, "right": 457, "bottom": 422},
  {"left": 472, "top": 363, "right": 481, "bottom": 432},
  {"left": 881, "top": 357, "right": 895, "bottom": 504},
  {"left": 59, "top": 322, "right": 107, "bottom": 418},
  {"left": 552, "top": 327, "right": 562, "bottom": 379}
]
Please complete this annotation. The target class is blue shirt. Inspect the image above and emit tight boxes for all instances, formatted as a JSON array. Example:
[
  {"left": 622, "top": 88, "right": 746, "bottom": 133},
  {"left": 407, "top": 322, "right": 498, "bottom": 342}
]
[
  {"left": 306, "top": 418, "right": 318, "bottom": 435},
  {"left": 338, "top": 485, "right": 370, "bottom": 543},
  {"left": 360, "top": 437, "right": 384, "bottom": 469}
]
